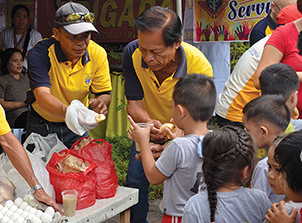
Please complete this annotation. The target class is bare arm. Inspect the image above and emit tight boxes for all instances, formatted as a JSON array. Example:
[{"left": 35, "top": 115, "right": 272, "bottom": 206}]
[
  {"left": 0, "top": 131, "right": 63, "bottom": 214},
  {"left": 254, "top": 45, "right": 284, "bottom": 89},
  {"left": 89, "top": 94, "right": 111, "bottom": 115},
  {"left": 33, "top": 87, "right": 67, "bottom": 118},
  {"left": 127, "top": 100, "right": 165, "bottom": 143},
  {"left": 128, "top": 116, "right": 167, "bottom": 185},
  {"left": 0, "top": 99, "right": 26, "bottom": 111}
]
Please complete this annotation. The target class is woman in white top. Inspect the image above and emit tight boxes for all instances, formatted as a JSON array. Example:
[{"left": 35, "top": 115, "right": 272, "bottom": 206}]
[{"left": 0, "top": 4, "right": 42, "bottom": 71}]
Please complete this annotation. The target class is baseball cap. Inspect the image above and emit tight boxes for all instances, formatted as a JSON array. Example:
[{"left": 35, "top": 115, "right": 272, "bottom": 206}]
[
  {"left": 277, "top": 4, "right": 302, "bottom": 25},
  {"left": 54, "top": 2, "right": 98, "bottom": 35}
]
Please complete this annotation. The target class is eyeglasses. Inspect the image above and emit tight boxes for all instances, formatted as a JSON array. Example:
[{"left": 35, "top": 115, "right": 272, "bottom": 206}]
[
  {"left": 55, "top": 12, "right": 95, "bottom": 25},
  {"left": 274, "top": 2, "right": 281, "bottom": 11},
  {"left": 66, "top": 12, "right": 95, "bottom": 23}
]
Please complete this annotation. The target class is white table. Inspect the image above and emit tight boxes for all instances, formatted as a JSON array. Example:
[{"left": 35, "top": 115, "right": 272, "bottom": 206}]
[{"left": 63, "top": 186, "right": 138, "bottom": 223}]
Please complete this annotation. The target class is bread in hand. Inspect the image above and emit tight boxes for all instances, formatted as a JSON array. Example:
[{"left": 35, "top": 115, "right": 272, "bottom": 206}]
[
  {"left": 95, "top": 114, "right": 106, "bottom": 123},
  {"left": 160, "top": 123, "right": 175, "bottom": 136}
]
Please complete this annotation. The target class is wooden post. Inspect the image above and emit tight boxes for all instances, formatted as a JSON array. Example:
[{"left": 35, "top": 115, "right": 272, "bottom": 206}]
[{"left": 120, "top": 208, "right": 130, "bottom": 223}]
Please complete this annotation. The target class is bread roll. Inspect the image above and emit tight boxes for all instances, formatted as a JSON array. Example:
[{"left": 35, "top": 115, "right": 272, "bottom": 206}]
[
  {"left": 160, "top": 123, "right": 175, "bottom": 136},
  {"left": 95, "top": 114, "right": 106, "bottom": 123}
]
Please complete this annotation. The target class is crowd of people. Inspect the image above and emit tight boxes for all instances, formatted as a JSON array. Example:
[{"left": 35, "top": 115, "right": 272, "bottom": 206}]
[{"left": 0, "top": 1, "right": 302, "bottom": 223}]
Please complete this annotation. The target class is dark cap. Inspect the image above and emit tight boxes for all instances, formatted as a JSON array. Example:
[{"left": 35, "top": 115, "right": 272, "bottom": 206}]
[{"left": 54, "top": 2, "right": 98, "bottom": 35}]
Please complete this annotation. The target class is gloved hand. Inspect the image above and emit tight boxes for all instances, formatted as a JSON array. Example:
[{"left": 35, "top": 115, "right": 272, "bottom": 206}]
[{"left": 65, "top": 100, "right": 103, "bottom": 136}]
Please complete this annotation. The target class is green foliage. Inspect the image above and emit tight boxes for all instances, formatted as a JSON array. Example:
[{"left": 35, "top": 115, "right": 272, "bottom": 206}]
[
  {"left": 106, "top": 135, "right": 164, "bottom": 200},
  {"left": 230, "top": 42, "right": 250, "bottom": 72}
]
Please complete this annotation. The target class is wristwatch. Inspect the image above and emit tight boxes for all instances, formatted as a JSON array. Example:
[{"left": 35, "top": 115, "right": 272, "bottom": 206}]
[{"left": 31, "top": 184, "right": 43, "bottom": 194}]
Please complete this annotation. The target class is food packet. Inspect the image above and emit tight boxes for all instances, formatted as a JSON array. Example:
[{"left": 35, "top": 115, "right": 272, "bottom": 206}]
[{"left": 55, "top": 154, "right": 90, "bottom": 174}]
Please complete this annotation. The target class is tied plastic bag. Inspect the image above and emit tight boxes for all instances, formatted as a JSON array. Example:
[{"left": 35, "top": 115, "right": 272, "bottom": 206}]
[
  {"left": 71, "top": 137, "right": 118, "bottom": 199},
  {"left": 46, "top": 149, "right": 97, "bottom": 210},
  {"left": 65, "top": 100, "right": 100, "bottom": 136}
]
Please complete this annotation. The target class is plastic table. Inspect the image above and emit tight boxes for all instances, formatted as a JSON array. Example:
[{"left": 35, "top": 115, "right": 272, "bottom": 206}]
[{"left": 63, "top": 186, "right": 138, "bottom": 223}]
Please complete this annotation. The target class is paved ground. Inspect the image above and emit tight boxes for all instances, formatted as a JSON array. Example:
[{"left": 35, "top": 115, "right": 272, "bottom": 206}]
[{"left": 105, "top": 199, "right": 162, "bottom": 223}]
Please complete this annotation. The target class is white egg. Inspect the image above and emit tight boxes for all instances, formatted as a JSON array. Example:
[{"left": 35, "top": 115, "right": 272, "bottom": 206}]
[
  {"left": 15, "top": 208, "right": 23, "bottom": 215},
  {"left": 44, "top": 206, "right": 55, "bottom": 218},
  {"left": 9, "top": 204, "right": 18, "bottom": 212},
  {"left": 40, "top": 212, "right": 52, "bottom": 223},
  {"left": 26, "top": 213, "right": 34, "bottom": 220},
  {"left": 31, "top": 216, "right": 42, "bottom": 223},
  {"left": 14, "top": 217, "right": 24, "bottom": 223},
  {"left": 23, "top": 194, "right": 34, "bottom": 202},
  {"left": 29, "top": 207, "right": 37, "bottom": 215},
  {"left": 0, "top": 207, "right": 8, "bottom": 214},
  {"left": 4, "top": 210, "right": 13, "bottom": 218},
  {"left": 14, "top": 197, "right": 23, "bottom": 207},
  {"left": 53, "top": 211, "right": 63, "bottom": 222},
  {"left": 35, "top": 210, "right": 43, "bottom": 218},
  {"left": 0, "top": 212, "right": 3, "bottom": 219},
  {"left": 19, "top": 202, "right": 28, "bottom": 210},
  {"left": 0, "top": 216, "right": 9, "bottom": 223},
  {"left": 9, "top": 212, "right": 19, "bottom": 221},
  {"left": 0, "top": 204, "right": 3, "bottom": 209},
  {"left": 19, "top": 211, "right": 29, "bottom": 219},
  {"left": 4, "top": 200, "right": 13, "bottom": 209},
  {"left": 6, "top": 220, "right": 13, "bottom": 223},
  {"left": 24, "top": 205, "right": 31, "bottom": 212}
]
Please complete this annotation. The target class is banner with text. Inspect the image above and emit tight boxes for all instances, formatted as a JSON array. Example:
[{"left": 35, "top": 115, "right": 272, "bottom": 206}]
[{"left": 194, "top": 0, "right": 271, "bottom": 42}]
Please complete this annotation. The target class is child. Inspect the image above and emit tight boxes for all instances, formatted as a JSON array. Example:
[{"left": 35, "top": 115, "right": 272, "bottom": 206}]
[
  {"left": 249, "top": 63, "right": 299, "bottom": 203},
  {"left": 265, "top": 130, "right": 302, "bottom": 223},
  {"left": 128, "top": 73, "right": 216, "bottom": 222},
  {"left": 263, "top": 136, "right": 302, "bottom": 223},
  {"left": 182, "top": 126, "right": 271, "bottom": 222}
]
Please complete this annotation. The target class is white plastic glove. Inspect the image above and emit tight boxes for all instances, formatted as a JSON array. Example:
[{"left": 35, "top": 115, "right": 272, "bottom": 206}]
[{"left": 65, "top": 100, "right": 100, "bottom": 136}]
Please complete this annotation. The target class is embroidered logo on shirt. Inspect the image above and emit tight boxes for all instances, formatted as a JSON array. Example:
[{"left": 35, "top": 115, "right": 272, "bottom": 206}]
[{"left": 84, "top": 73, "right": 92, "bottom": 86}]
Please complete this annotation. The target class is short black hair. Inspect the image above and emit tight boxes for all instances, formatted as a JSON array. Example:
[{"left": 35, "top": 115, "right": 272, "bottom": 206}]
[
  {"left": 172, "top": 73, "right": 216, "bottom": 122},
  {"left": 1, "top": 48, "right": 23, "bottom": 75},
  {"left": 11, "top": 4, "right": 30, "bottom": 27},
  {"left": 133, "top": 6, "right": 182, "bottom": 47},
  {"left": 243, "top": 94, "right": 291, "bottom": 132},
  {"left": 274, "top": 130, "right": 302, "bottom": 194},
  {"left": 260, "top": 63, "right": 299, "bottom": 100}
]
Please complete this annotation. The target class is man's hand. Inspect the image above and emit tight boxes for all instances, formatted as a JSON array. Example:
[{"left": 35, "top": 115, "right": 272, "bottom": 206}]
[
  {"left": 265, "top": 201, "right": 297, "bottom": 223},
  {"left": 135, "top": 142, "right": 168, "bottom": 161},
  {"left": 148, "top": 120, "right": 167, "bottom": 144},
  {"left": 34, "top": 189, "right": 63, "bottom": 215},
  {"left": 89, "top": 98, "right": 108, "bottom": 115}
]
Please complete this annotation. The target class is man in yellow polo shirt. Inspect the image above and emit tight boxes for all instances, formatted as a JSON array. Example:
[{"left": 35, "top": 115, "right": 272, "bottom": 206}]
[
  {"left": 0, "top": 105, "right": 62, "bottom": 214},
  {"left": 25, "top": 2, "right": 111, "bottom": 149},
  {"left": 123, "top": 6, "right": 212, "bottom": 223}
]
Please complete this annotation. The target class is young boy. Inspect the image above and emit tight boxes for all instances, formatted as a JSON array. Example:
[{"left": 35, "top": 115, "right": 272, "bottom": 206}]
[
  {"left": 243, "top": 63, "right": 298, "bottom": 203},
  {"left": 242, "top": 94, "right": 291, "bottom": 204},
  {"left": 128, "top": 73, "right": 216, "bottom": 223}
]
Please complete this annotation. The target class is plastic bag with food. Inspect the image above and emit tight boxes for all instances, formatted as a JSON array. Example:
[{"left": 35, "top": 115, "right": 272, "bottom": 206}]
[
  {"left": 46, "top": 149, "right": 97, "bottom": 210},
  {"left": 65, "top": 100, "right": 106, "bottom": 136}
]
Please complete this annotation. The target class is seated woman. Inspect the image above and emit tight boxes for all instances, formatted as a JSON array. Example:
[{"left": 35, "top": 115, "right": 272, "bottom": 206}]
[
  {"left": 0, "top": 4, "right": 42, "bottom": 71},
  {"left": 0, "top": 48, "right": 29, "bottom": 129}
]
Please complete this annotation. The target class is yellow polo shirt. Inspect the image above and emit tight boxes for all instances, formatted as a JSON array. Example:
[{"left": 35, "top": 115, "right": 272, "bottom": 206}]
[
  {"left": 28, "top": 37, "right": 111, "bottom": 122},
  {"left": 0, "top": 105, "right": 11, "bottom": 135},
  {"left": 123, "top": 40, "right": 213, "bottom": 124}
]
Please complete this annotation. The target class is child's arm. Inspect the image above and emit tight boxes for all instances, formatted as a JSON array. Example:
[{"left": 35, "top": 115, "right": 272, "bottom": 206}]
[
  {"left": 265, "top": 201, "right": 297, "bottom": 223},
  {"left": 128, "top": 116, "right": 167, "bottom": 185}
]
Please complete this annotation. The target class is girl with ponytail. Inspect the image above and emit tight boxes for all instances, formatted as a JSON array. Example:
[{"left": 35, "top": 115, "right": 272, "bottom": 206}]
[{"left": 183, "top": 126, "right": 271, "bottom": 223}]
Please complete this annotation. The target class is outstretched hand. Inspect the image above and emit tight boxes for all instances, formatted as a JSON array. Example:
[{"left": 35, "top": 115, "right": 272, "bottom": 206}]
[{"left": 34, "top": 189, "right": 63, "bottom": 215}]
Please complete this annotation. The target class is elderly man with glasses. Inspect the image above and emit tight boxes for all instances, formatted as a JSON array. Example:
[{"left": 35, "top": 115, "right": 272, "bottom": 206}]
[
  {"left": 249, "top": 0, "right": 296, "bottom": 46},
  {"left": 24, "top": 2, "right": 111, "bottom": 149}
]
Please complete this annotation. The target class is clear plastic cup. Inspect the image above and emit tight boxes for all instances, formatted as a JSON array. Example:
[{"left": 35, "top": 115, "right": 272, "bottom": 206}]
[
  {"left": 61, "top": 190, "right": 78, "bottom": 217},
  {"left": 135, "top": 123, "right": 152, "bottom": 151}
]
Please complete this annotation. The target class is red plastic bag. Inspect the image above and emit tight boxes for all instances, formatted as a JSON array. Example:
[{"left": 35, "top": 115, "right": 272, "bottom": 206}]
[
  {"left": 71, "top": 137, "right": 118, "bottom": 199},
  {"left": 46, "top": 149, "right": 97, "bottom": 210}
]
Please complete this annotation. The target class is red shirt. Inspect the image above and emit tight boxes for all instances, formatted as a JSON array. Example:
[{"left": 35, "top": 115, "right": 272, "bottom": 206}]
[{"left": 266, "top": 22, "right": 302, "bottom": 118}]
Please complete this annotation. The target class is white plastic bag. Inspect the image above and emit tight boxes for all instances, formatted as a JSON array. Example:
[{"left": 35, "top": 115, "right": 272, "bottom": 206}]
[{"left": 65, "top": 100, "right": 99, "bottom": 135}]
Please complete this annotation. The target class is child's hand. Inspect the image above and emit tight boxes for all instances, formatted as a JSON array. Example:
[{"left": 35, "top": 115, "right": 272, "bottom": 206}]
[
  {"left": 265, "top": 201, "right": 297, "bottom": 223},
  {"left": 128, "top": 115, "right": 153, "bottom": 145}
]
